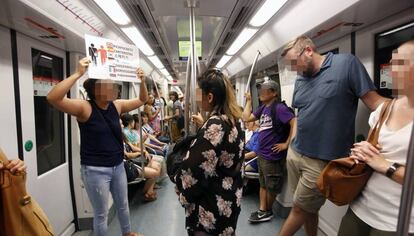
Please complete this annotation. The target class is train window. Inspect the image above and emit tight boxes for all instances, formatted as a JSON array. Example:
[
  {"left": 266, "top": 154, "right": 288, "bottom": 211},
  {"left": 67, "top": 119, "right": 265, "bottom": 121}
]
[
  {"left": 375, "top": 21, "right": 414, "bottom": 97},
  {"left": 32, "top": 48, "right": 65, "bottom": 176}
]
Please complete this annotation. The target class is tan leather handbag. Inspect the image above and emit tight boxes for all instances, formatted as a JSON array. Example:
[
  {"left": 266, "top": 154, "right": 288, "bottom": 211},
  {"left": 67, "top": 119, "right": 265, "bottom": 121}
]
[
  {"left": 316, "top": 100, "right": 392, "bottom": 206},
  {"left": 0, "top": 149, "right": 54, "bottom": 236}
]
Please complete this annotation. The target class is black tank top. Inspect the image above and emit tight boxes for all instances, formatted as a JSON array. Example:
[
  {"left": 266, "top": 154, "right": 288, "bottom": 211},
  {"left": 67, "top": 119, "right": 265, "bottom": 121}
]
[{"left": 78, "top": 101, "right": 123, "bottom": 167}]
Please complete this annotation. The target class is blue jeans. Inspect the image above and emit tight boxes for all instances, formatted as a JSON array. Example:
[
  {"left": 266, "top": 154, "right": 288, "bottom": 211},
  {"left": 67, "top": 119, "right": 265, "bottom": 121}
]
[{"left": 81, "top": 163, "right": 131, "bottom": 236}]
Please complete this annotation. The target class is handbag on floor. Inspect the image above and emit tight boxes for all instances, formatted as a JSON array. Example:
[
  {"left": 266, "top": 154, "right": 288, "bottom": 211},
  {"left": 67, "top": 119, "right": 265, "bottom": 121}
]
[
  {"left": 316, "top": 100, "right": 393, "bottom": 206},
  {"left": 0, "top": 148, "right": 54, "bottom": 236}
]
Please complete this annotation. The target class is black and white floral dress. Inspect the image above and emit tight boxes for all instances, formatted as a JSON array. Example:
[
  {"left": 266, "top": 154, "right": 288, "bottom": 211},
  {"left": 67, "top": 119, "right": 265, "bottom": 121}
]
[{"left": 175, "top": 115, "right": 245, "bottom": 236}]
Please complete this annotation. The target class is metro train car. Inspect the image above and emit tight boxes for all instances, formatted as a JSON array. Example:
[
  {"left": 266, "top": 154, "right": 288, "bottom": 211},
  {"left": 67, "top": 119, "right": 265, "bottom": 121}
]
[{"left": 0, "top": 0, "right": 413, "bottom": 235}]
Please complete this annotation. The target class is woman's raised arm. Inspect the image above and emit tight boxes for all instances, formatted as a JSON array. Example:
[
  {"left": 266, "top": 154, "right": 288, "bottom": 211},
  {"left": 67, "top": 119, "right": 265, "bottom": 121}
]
[{"left": 47, "top": 57, "right": 90, "bottom": 120}]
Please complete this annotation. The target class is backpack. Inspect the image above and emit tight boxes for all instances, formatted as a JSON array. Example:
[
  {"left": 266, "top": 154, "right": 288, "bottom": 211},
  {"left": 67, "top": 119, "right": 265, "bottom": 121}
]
[
  {"left": 177, "top": 116, "right": 185, "bottom": 130},
  {"left": 124, "top": 160, "right": 140, "bottom": 182},
  {"left": 166, "top": 134, "right": 197, "bottom": 183},
  {"left": 269, "top": 100, "right": 295, "bottom": 142}
]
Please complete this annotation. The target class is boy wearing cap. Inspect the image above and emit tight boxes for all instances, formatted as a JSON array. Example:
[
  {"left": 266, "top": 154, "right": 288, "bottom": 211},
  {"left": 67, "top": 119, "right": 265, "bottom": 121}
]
[{"left": 243, "top": 80, "right": 296, "bottom": 223}]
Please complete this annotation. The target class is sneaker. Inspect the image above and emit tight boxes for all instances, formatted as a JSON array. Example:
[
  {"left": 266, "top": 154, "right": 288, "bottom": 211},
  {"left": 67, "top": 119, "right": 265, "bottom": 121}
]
[
  {"left": 250, "top": 210, "right": 261, "bottom": 217},
  {"left": 248, "top": 210, "right": 273, "bottom": 223}
]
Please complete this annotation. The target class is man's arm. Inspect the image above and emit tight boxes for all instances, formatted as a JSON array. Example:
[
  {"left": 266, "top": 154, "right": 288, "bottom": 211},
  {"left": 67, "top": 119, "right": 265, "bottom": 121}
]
[
  {"left": 361, "top": 91, "right": 389, "bottom": 111},
  {"left": 243, "top": 92, "right": 257, "bottom": 122}
]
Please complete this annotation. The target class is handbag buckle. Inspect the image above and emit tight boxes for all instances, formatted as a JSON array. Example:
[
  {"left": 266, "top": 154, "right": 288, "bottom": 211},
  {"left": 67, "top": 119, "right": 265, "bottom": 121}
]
[{"left": 21, "top": 195, "right": 31, "bottom": 205}]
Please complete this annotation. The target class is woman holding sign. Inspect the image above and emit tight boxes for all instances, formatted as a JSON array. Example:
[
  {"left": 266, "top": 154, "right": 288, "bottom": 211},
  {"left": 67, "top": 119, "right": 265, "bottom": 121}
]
[{"left": 47, "top": 57, "right": 147, "bottom": 236}]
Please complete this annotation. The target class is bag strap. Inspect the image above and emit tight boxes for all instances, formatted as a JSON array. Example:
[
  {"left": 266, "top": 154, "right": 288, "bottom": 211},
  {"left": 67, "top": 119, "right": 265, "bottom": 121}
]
[
  {"left": 0, "top": 148, "right": 10, "bottom": 167},
  {"left": 91, "top": 101, "right": 124, "bottom": 150},
  {"left": 366, "top": 99, "right": 394, "bottom": 145}
]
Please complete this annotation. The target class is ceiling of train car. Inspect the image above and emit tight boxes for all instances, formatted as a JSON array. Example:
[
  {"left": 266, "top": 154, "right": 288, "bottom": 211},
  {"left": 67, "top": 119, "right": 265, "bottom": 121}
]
[
  {"left": 226, "top": 0, "right": 414, "bottom": 78},
  {"left": 119, "top": 0, "right": 264, "bottom": 81},
  {"left": 307, "top": 0, "right": 414, "bottom": 48}
]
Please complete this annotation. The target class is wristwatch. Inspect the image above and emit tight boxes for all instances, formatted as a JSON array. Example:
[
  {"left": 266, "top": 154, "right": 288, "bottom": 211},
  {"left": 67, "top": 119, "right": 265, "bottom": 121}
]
[{"left": 385, "top": 162, "right": 402, "bottom": 178}]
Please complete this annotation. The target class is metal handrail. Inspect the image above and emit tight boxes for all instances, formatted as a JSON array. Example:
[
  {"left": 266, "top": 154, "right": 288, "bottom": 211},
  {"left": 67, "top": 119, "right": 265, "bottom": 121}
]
[
  {"left": 131, "top": 82, "right": 146, "bottom": 179},
  {"left": 183, "top": 1, "right": 198, "bottom": 136},
  {"left": 184, "top": 49, "right": 192, "bottom": 135},
  {"left": 245, "top": 51, "right": 261, "bottom": 95},
  {"left": 189, "top": 4, "right": 197, "bottom": 135},
  {"left": 397, "top": 124, "right": 414, "bottom": 235}
]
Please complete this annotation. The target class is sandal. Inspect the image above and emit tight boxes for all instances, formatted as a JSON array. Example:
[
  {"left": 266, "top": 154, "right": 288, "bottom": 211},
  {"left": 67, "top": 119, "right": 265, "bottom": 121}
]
[
  {"left": 143, "top": 192, "right": 157, "bottom": 202},
  {"left": 123, "top": 232, "right": 144, "bottom": 236}
]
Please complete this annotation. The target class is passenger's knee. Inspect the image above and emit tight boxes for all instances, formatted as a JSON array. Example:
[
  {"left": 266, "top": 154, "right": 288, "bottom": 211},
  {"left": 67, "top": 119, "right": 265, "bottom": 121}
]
[
  {"left": 94, "top": 210, "right": 108, "bottom": 222},
  {"left": 292, "top": 204, "right": 305, "bottom": 215}
]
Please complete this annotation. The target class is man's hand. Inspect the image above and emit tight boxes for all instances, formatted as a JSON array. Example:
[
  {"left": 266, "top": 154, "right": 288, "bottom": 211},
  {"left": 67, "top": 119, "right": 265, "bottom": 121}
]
[{"left": 272, "top": 142, "right": 289, "bottom": 153}]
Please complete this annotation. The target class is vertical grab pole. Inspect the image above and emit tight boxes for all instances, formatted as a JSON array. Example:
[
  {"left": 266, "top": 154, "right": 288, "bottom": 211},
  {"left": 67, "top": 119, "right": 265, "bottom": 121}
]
[
  {"left": 131, "top": 81, "right": 145, "bottom": 178},
  {"left": 397, "top": 125, "right": 414, "bottom": 236},
  {"left": 245, "top": 51, "right": 261, "bottom": 96},
  {"left": 184, "top": 49, "right": 192, "bottom": 136},
  {"left": 190, "top": 4, "right": 198, "bottom": 133},
  {"left": 241, "top": 51, "right": 260, "bottom": 178}
]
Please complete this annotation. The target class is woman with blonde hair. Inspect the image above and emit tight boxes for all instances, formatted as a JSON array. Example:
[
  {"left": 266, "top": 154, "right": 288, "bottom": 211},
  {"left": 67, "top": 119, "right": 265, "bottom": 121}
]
[{"left": 175, "top": 69, "right": 245, "bottom": 236}]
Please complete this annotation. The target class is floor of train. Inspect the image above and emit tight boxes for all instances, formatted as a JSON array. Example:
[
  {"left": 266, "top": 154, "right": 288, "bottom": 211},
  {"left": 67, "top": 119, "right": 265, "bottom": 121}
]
[{"left": 76, "top": 179, "right": 308, "bottom": 236}]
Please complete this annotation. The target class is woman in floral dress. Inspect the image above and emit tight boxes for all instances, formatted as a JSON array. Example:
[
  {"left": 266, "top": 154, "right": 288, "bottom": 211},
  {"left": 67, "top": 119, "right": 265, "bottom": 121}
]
[{"left": 175, "top": 69, "right": 244, "bottom": 236}]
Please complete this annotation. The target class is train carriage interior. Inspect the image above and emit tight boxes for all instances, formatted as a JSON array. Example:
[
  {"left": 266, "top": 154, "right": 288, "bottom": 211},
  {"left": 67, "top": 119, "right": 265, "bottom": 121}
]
[{"left": 0, "top": 0, "right": 414, "bottom": 235}]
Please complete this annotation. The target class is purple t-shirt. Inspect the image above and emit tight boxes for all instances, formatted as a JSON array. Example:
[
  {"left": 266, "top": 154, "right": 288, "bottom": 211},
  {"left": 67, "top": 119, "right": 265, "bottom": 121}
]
[{"left": 253, "top": 103, "right": 294, "bottom": 160}]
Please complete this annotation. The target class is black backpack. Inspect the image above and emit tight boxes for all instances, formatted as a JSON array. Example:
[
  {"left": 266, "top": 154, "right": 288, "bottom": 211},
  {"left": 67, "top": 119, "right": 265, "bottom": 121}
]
[
  {"left": 166, "top": 134, "right": 197, "bottom": 183},
  {"left": 124, "top": 160, "right": 139, "bottom": 182},
  {"left": 270, "top": 100, "right": 295, "bottom": 142},
  {"left": 177, "top": 116, "right": 185, "bottom": 130}
]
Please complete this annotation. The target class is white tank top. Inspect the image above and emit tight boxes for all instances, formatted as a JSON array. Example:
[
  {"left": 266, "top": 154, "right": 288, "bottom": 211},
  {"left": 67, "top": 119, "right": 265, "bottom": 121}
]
[{"left": 351, "top": 101, "right": 414, "bottom": 232}]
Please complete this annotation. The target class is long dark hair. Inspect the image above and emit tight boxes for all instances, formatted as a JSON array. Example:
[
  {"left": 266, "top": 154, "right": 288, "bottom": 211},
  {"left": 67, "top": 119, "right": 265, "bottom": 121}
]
[
  {"left": 83, "top": 79, "right": 98, "bottom": 100},
  {"left": 198, "top": 69, "right": 241, "bottom": 125},
  {"left": 121, "top": 113, "right": 134, "bottom": 128}
]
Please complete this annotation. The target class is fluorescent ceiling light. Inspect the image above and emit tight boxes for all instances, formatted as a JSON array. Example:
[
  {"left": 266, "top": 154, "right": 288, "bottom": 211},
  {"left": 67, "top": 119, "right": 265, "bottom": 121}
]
[
  {"left": 216, "top": 55, "right": 232, "bottom": 68},
  {"left": 122, "top": 27, "right": 154, "bottom": 56},
  {"left": 40, "top": 55, "right": 53, "bottom": 60},
  {"left": 249, "top": 0, "right": 288, "bottom": 27},
  {"left": 379, "top": 22, "right": 414, "bottom": 36},
  {"left": 148, "top": 55, "right": 164, "bottom": 69},
  {"left": 159, "top": 68, "right": 170, "bottom": 77},
  {"left": 93, "top": 0, "right": 131, "bottom": 25},
  {"left": 226, "top": 28, "right": 258, "bottom": 55}
]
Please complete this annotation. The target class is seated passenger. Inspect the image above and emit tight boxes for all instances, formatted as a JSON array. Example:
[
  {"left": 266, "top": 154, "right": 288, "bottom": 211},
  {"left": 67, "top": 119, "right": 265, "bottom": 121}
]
[
  {"left": 121, "top": 113, "right": 165, "bottom": 156},
  {"left": 244, "top": 121, "right": 260, "bottom": 173},
  {"left": 137, "top": 112, "right": 170, "bottom": 150},
  {"left": 338, "top": 40, "right": 414, "bottom": 236},
  {"left": 175, "top": 69, "right": 244, "bottom": 236},
  {"left": 122, "top": 134, "right": 161, "bottom": 202}
]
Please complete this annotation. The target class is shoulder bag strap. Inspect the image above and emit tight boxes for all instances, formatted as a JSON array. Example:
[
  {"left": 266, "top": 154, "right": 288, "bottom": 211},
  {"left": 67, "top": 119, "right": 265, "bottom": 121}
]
[
  {"left": 0, "top": 148, "right": 9, "bottom": 167},
  {"left": 91, "top": 101, "right": 123, "bottom": 150},
  {"left": 367, "top": 99, "right": 394, "bottom": 146}
]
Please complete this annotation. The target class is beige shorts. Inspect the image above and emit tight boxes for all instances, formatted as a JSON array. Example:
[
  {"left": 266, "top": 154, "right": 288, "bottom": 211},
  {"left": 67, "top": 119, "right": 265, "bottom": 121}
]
[{"left": 287, "top": 146, "right": 328, "bottom": 213}]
